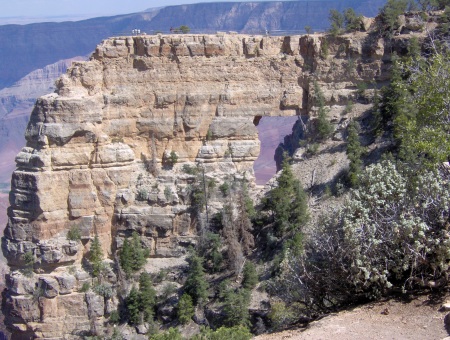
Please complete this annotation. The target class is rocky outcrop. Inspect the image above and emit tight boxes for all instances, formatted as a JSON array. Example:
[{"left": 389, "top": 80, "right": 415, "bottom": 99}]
[{"left": 1, "top": 28, "right": 404, "bottom": 337}]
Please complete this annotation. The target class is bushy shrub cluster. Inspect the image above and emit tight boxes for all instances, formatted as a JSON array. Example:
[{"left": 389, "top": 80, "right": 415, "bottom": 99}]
[{"left": 274, "top": 161, "right": 450, "bottom": 314}]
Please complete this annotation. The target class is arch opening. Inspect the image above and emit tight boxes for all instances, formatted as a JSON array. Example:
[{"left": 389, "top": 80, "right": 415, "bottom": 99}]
[{"left": 253, "top": 115, "right": 303, "bottom": 185}]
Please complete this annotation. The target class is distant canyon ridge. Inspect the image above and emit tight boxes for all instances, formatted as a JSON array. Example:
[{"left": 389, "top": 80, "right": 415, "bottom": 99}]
[{"left": 0, "top": 1, "right": 386, "bottom": 89}]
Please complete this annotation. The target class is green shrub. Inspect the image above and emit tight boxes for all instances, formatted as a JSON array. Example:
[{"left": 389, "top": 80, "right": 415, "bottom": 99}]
[
  {"left": 320, "top": 38, "right": 329, "bottom": 59},
  {"left": 93, "top": 283, "right": 113, "bottom": 299},
  {"left": 161, "top": 283, "right": 177, "bottom": 301},
  {"left": 179, "top": 25, "right": 190, "bottom": 34},
  {"left": 169, "top": 151, "right": 178, "bottom": 166},
  {"left": 109, "top": 310, "right": 120, "bottom": 324},
  {"left": 182, "top": 164, "right": 200, "bottom": 175},
  {"left": 207, "top": 179, "right": 216, "bottom": 191},
  {"left": 342, "top": 100, "right": 353, "bottom": 115},
  {"left": 268, "top": 301, "right": 296, "bottom": 331},
  {"left": 219, "top": 182, "right": 230, "bottom": 197},
  {"left": 110, "top": 327, "right": 123, "bottom": 340},
  {"left": 136, "top": 188, "right": 148, "bottom": 201},
  {"left": 191, "top": 325, "right": 252, "bottom": 340},
  {"left": 356, "top": 82, "right": 368, "bottom": 97},
  {"left": 80, "top": 282, "right": 90, "bottom": 292},
  {"left": 206, "top": 129, "right": 213, "bottom": 141},
  {"left": 149, "top": 328, "right": 182, "bottom": 340},
  {"left": 21, "top": 251, "right": 35, "bottom": 277},
  {"left": 306, "top": 143, "right": 319, "bottom": 155},
  {"left": 164, "top": 186, "right": 172, "bottom": 201},
  {"left": 67, "top": 226, "right": 82, "bottom": 242}
]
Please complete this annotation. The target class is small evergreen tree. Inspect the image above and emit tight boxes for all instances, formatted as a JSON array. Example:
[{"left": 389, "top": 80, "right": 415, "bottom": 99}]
[
  {"left": 329, "top": 9, "right": 344, "bottom": 35},
  {"left": 126, "top": 286, "right": 141, "bottom": 325},
  {"left": 130, "top": 232, "right": 148, "bottom": 271},
  {"left": 139, "top": 272, "right": 156, "bottom": 322},
  {"left": 242, "top": 262, "right": 258, "bottom": 289},
  {"left": 263, "top": 154, "right": 308, "bottom": 236},
  {"left": 222, "top": 288, "right": 251, "bottom": 327},
  {"left": 221, "top": 204, "right": 245, "bottom": 273},
  {"left": 90, "top": 234, "right": 104, "bottom": 278},
  {"left": 314, "top": 81, "right": 334, "bottom": 140},
  {"left": 380, "top": 0, "right": 409, "bottom": 35},
  {"left": 177, "top": 293, "right": 195, "bottom": 324},
  {"left": 120, "top": 232, "right": 149, "bottom": 277},
  {"left": 184, "top": 251, "right": 209, "bottom": 305},
  {"left": 179, "top": 25, "right": 190, "bottom": 34},
  {"left": 120, "top": 238, "right": 133, "bottom": 277},
  {"left": 235, "top": 192, "right": 255, "bottom": 255},
  {"left": 202, "top": 232, "right": 223, "bottom": 273},
  {"left": 343, "top": 8, "right": 362, "bottom": 31}
]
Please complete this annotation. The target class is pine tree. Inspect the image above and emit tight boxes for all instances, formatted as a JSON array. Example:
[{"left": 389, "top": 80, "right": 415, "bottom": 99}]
[
  {"left": 90, "top": 234, "right": 104, "bottom": 277},
  {"left": 120, "top": 238, "right": 133, "bottom": 277},
  {"left": 130, "top": 232, "right": 148, "bottom": 272},
  {"left": 242, "top": 262, "right": 258, "bottom": 289},
  {"left": 184, "top": 251, "right": 208, "bottom": 305},
  {"left": 222, "top": 288, "right": 251, "bottom": 327},
  {"left": 235, "top": 192, "right": 255, "bottom": 255},
  {"left": 314, "top": 81, "right": 334, "bottom": 140},
  {"left": 126, "top": 286, "right": 141, "bottom": 325},
  {"left": 221, "top": 204, "right": 244, "bottom": 273},
  {"left": 202, "top": 232, "right": 223, "bottom": 273},
  {"left": 264, "top": 154, "right": 309, "bottom": 236},
  {"left": 120, "top": 232, "right": 149, "bottom": 278},
  {"left": 291, "top": 180, "right": 309, "bottom": 227},
  {"left": 177, "top": 293, "right": 195, "bottom": 324},
  {"left": 139, "top": 272, "right": 156, "bottom": 322}
]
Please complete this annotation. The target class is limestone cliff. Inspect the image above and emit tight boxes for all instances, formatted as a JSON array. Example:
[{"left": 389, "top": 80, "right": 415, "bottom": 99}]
[{"left": 1, "top": 19, "right": 422, "bottom": 336}]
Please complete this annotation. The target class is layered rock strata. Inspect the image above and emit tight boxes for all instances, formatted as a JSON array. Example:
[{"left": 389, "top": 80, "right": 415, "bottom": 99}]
[{"left": 2, "top": 29, "right": 396, "bottom": 337}]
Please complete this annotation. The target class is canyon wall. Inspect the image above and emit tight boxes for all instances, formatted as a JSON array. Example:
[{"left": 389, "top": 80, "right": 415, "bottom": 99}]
[{"left": 1, "top": 26, "right": 399, "bottom": 337}]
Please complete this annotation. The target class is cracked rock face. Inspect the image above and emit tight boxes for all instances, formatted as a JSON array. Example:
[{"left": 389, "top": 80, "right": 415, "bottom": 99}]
[{"left": 1, "top": 31, "right": 389, "bottom": 337}]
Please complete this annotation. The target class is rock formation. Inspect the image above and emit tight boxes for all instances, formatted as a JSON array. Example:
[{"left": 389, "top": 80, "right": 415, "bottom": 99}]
[{"left": 2, "top": 18, "right": 423, "bottom": 336}]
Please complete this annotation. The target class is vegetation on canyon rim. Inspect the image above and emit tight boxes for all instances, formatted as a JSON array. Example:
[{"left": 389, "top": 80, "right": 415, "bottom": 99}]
[{"left": 12, "top": 1, "right": 450, "bottom": 339}]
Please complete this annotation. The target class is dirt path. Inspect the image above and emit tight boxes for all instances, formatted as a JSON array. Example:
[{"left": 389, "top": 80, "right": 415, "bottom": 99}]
[{"left": 255, "top": 294, "right": 450, "bottom": 340}]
